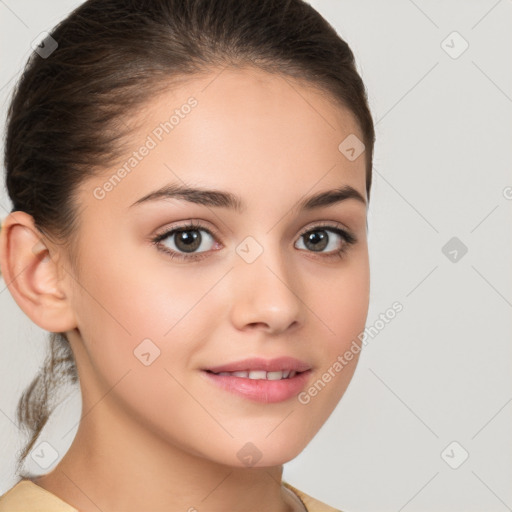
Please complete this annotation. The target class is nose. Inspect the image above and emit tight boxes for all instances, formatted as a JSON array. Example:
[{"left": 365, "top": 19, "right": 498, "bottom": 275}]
[{"left": 229, "top": 245, "right": 304, "bottom": 335}]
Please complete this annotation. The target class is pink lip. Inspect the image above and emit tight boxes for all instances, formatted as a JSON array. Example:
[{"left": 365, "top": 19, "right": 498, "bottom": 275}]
[
  {"left": 202, "top": 369, "right": 312, "bottom": 403},
  {"left": 201, "top": 357, "right": 312, "bottom": 404},
  {"left": 205, "top": 356, "right": 311, "bottom": 373}
]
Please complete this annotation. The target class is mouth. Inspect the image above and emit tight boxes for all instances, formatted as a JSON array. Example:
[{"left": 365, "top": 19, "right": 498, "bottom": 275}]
[
  {"left": 204, "top": 369, "right": 303, "bottom": 380},
  {"left": 201, "top": 356, "right": 312, "bottom": 403}
]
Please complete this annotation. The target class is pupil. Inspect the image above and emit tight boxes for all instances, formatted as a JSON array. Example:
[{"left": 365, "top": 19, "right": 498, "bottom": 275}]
[
  {"left": 305, "top": 231, "right": 328, "bottom": 251},
  {"left": 176, "top": 230, "right": 201, "bottom": 252}
]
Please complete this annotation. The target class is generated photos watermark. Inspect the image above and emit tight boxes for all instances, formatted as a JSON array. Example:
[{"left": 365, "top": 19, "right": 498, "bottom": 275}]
[
  {"left": 93, "top": 97, "right": 198, "bottom": 200},
  {"left": 298, "top": 301, "right": 403, "bottom": 405}
]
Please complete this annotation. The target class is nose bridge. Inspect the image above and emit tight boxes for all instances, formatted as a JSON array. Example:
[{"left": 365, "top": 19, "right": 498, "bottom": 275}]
[
  {"left": 230, "top": 234, "right": 302, "bottom": 331},
  {"left": 236, "top": 233, "right": 291, "bottom": 286}
]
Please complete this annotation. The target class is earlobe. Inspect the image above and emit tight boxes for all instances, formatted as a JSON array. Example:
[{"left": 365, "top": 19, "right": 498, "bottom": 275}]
[{"left": 0, "top": 211, "right": 77, "bottom": 333}]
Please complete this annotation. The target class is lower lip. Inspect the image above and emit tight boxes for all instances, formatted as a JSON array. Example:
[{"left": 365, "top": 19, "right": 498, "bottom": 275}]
[{"left": 202, "top": 370, "right": 311, "bottom": 403}]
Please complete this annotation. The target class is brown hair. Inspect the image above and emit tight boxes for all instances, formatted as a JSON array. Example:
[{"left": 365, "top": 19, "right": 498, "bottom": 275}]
[{"left": 2, "top": 0, "right": 375, "bottom": 476}]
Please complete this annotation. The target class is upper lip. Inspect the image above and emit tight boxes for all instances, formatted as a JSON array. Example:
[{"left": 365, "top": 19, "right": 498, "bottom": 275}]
[{"left": 205, "top": 357, "right": 312, "bottom": 374}]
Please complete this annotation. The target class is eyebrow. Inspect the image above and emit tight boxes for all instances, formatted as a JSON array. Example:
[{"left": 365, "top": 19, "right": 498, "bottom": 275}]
[{"left": 129, "top": 183, "right": 366, "bottom": 212}]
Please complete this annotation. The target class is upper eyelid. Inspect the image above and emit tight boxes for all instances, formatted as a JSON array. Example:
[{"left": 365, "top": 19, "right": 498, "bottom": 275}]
[
  {"left": 297, "top": 220, "right": 351, "bottom": 236},
  {"left": 154, "top": 219, "right": 352, "bottom": 237},
  {"left": 153, "top": 220, "right": 219, "bottom": 241}
]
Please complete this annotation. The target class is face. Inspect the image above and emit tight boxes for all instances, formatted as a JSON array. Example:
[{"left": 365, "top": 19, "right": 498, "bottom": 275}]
[{"left": 64, "top": 66, "right": 370, "bottom": 468}]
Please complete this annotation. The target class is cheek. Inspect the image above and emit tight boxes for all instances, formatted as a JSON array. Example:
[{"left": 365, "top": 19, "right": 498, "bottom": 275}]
[
  {"left": 290, "top": 253, "right": 369, "bottom": 418},
  {"left": 69, "top": 245, "right": 225, "bottom": 387},
  {"left": 312, "top": 253, "right": 370, "bottom": 353},
  {"left": 68, "top": 256, "right": 214, "bottom": 449}
]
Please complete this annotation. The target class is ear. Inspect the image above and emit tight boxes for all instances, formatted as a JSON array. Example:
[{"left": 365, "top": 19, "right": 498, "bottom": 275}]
[{"left": 0, "top": 211, "right": 77, "bottom": 332}]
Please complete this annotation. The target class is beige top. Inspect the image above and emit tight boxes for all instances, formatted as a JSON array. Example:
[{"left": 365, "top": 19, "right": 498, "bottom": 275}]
[{"left": 0, "top": 479, "right": 342, "bottom": 511}]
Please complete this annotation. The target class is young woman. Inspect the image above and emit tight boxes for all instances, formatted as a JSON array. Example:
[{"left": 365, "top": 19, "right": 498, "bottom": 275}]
[{"left": 0, "top": 0, "right": 375, "bottom": 510}]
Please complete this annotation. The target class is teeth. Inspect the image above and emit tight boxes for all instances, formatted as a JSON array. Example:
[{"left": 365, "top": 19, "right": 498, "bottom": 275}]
[
  {"left": 232, "top": 371, "right": 249, "bottom": 378},
  {"left": 248, "top": 370, "right": 267, "bottom": 380},
  {"left": 213, "top": 370, "right": 298, "bottom": 380}
]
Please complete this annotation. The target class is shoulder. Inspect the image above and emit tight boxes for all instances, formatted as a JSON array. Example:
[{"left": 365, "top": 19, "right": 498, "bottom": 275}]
[
  {"left": 0, "top": 478, "right": 343, "bottom": 512},
  {"left": 0, "top": 479, "right": 78, "bottom": 512},
  {"left": 283, "top": 481, "right": 345, "bottom": 512}
]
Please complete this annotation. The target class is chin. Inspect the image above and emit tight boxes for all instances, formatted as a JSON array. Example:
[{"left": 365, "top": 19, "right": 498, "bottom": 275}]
[{"left": 225, "top": 433, "right": 311, "bottom": 469}]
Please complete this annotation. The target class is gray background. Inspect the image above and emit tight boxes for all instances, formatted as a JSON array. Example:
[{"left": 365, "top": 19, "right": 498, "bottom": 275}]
[{"left": 1, "top": 1, "right": 511, "bottom": 511}]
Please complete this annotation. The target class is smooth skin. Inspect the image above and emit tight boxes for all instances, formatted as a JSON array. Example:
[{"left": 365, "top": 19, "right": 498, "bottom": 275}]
[{"left": 0, "top": 66, "right": 370, "bottom": 512}]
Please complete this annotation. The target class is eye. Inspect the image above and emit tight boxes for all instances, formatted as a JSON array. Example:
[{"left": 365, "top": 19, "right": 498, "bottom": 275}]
[
  {"left": 151, "top": 220, "right": 357, "bottom": 262},
  {"left": 151, "top": 220, "right": 219, "bottom": 261},
  {"left": 295, "top": 223, "right": 357, "bottom": 259}
]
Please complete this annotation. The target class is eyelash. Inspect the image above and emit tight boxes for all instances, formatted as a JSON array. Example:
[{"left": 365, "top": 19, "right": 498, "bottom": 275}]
[{"left": 151, "top": 220, "right": 357, "bottom": 262}]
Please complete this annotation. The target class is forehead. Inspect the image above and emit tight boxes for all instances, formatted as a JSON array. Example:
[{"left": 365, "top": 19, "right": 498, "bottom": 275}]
[{"left": 81, "top": 66, "right": 366, "bottom": 211}]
